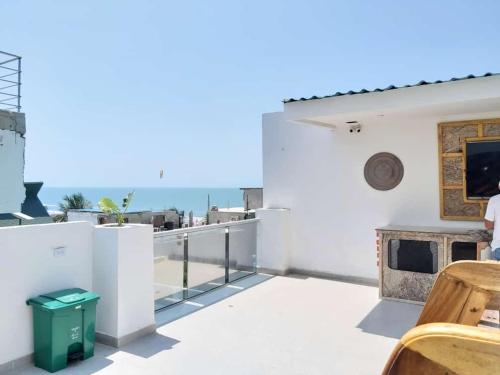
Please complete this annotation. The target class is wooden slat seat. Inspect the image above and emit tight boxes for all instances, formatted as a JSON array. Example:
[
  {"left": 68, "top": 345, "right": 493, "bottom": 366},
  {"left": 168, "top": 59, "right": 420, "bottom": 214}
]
[
  {"left": 417, "top": 261, "right": 500, "bottom": 326},
  {"left": 382, "top": 323, "right": 500, "bottom": 375},
  {"left": 382, "top": 261, "right": 500, "bottom": 374}
]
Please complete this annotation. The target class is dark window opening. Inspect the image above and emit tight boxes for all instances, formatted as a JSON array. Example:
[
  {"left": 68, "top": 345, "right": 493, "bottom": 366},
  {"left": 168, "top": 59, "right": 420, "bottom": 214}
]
[
  {"left": 466, "top": 140, "right": 500, "bottom": 199},
  {"left": 389, "top": 239, "right": 438, "bottom": 274},
  {"left": 451, "top": 241, "right": 477, "bottom": 262}
]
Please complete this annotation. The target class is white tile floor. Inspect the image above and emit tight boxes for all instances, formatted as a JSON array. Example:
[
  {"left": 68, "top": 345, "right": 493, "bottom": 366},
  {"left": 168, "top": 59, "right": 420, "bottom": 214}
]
[{"left": 13, "top": 274, "right": 422, "bottom": 375}]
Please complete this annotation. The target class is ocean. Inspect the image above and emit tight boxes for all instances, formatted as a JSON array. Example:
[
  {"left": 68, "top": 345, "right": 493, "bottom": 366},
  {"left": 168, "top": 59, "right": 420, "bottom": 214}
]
[{"left": 39, "top": 187, "right": 243, "bottom": 217}]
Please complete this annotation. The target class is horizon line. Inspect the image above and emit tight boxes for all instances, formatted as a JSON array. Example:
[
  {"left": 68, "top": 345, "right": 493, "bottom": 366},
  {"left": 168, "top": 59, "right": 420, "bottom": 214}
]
[{"left": 40, "top": 186, "right": 262, "bottom": 189}]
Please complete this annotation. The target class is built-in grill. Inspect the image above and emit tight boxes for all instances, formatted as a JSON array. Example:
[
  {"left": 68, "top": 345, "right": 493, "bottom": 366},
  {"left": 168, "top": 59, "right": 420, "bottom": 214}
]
[{"left": 377, "top": 226, "right": 490, "bottom": 303}]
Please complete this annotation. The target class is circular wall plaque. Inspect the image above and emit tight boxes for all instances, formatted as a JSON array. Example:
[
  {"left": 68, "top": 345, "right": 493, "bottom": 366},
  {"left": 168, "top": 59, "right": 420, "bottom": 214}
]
[{"left": 364, "top": 152, "right": 404, "bottom": 191}]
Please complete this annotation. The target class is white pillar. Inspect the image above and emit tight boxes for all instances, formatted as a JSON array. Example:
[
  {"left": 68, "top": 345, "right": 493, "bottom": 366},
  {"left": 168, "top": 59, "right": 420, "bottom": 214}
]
[
  {"left": 256, "top": 208, "right": 291, "bottom": 275},
  {"left": 93, "top": 224, "right": 155, "bottom": 347}
]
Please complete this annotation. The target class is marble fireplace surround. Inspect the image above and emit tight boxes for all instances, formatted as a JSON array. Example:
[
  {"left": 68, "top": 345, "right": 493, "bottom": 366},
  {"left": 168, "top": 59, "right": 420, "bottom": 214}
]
[{"left": 377, "top": 225, "right": 490, "bottom": 304}]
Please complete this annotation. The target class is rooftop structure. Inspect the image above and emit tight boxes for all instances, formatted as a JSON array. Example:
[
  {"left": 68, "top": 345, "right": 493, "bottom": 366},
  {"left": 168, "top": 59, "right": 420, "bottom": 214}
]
[
  {"left": 12, "top": 274, "right": 422, "bottom": 375},
  {"left": 283, "top": 72, "right": 497, "bottom": 103},
  {"left": 0, "top": 52, "right": 51, "bottom": 226},
  {"left": 207, "top": 206, "right": 255, "bottom": 224},
  {"left": 68, "top": 208, "right": 183, "bottom": 229},
  {"left": 1, "top": 71, "right": 500, "bottom": 374},
  {"left": 0, "top": 51, "right": 21, "bottom": 112},
  {"left": 0, "top": 109, "right": 26, "bottom": 216},
  {"left": 262, "top": 73, "right": 500, "bottom": 282}
]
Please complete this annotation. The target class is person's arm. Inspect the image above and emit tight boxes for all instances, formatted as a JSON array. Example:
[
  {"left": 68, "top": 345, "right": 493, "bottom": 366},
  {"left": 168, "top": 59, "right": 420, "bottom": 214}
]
[
  {"left": 485, "top": 219, "right": 494, "bottom": 230},
  {"left": 485, "top": 199, "right": 495, "bottom": 230}
]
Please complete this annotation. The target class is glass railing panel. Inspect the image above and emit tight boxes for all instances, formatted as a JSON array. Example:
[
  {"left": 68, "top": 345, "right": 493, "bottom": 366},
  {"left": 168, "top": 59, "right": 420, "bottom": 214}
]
[
  {"left": 187, "top": 227, "right": 226, "bottom": 298},
  {"left": 154, "top": 232, "right": 185, "bottom": 310},
  {"left": 228, "top": 221, "right": 257, "bottom": 282}
]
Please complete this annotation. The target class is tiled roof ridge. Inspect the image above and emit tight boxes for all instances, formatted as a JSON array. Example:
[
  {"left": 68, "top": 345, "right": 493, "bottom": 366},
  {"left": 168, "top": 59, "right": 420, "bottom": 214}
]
[{"left": 283, "top": 73, "right": 498, "bottom": 103}]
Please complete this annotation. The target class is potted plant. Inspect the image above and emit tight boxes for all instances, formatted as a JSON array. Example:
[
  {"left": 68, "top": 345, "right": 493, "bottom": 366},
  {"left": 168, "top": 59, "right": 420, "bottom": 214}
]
[{"left": 98, "top": 191, "right": 134, "bottom": 226}]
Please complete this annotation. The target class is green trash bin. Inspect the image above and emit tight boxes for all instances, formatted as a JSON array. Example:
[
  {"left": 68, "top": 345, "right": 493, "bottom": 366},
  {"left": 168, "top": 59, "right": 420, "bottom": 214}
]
[{"left": 27, "top": 288, "right": 100, "bottom": 373}]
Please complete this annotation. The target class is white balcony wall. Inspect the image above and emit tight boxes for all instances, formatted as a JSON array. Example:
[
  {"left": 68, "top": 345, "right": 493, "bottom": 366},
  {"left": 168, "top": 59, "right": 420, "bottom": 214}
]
[
  {"left": 0, "top": 222, "right": 93, "bottom": 368},
  {"left": 0, "top": 222, "right": 156, "bottom": 371},
  {"left": 262, "top": 108, "right": 499, "bottom": 281},
  {"left": 255, "top": 208, "right": 290, "bottom": 274}
]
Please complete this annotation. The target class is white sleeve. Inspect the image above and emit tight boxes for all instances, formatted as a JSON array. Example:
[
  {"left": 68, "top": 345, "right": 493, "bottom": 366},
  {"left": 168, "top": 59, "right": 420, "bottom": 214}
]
[{"left": 485, "top": 199, "right": 495, "bottom": 221}]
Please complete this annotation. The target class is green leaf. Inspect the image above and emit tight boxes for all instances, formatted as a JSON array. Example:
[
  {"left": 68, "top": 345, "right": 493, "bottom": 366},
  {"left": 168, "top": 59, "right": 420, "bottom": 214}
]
[
  {"left": 122, "top": 191, "right": 134, "bottom": 213},
  {"left": 59, "top": 193, "right": 92, "bottom": 212},
  {"left": 98, "top": 197, "right": 120, "bottom": 215},
  {"left": 97, "top": 192, "right": 134, "bottom": 226}
]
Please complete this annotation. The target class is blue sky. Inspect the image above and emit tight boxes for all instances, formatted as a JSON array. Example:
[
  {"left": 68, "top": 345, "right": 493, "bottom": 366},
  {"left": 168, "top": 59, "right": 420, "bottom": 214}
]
[{"left": 2, "top": 1, "right": 499, "bottom": 187}]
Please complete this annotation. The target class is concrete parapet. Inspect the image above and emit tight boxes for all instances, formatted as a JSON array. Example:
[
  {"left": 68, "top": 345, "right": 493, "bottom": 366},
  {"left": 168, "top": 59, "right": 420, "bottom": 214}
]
[{"left": 0, "top": 110, "right": 25, "bottom": 135}]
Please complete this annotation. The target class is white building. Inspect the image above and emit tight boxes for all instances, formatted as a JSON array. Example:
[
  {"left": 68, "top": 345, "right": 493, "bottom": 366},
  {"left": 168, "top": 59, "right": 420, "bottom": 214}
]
[
  {"left": 261, "top": 73, "right": 500, "bottom": 282},
  {"left": 0, "top": 110, "right": 51, "bottom": 227},
  {"left": 0, "top": 110, "right": 26, "bottom": 214},
  {"left": 0, "top": 52, "right": 51, "bottom": 226}
]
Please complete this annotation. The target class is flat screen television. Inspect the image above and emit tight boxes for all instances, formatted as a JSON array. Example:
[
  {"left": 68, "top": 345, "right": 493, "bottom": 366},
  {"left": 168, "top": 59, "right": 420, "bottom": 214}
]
[{"left": 465, "top": 139, "right": 500, "bottom": 199}]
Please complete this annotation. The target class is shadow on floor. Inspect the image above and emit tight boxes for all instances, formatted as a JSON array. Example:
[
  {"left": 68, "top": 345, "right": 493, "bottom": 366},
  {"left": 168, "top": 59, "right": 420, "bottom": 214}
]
[
  {"left": 121, "top": 332, "right": 180, "bottom": 358},
  {"left": 12, "top": 333, "right": 180, "bottom": 374},
  {"left": 284, "top": 273, "right": 309, "bottom": 280},
  {"left": 11, "top": 352, "right": 114, "bottom": 375},
  {"left": 155, "top": 273, "right": 274, "bottom": 327},
  {"left": 284, "top": 272, "right": 377, "bottom": 287},
  {"left": 155, "top": 271, "right": 256, "bottom": 310},
  {"left": 13, "top": 274, "right": 272, "bottom": 374},
  {"left": 61, "top": 356, "right": 114, "bottom": 375},
  {"left": 357, "top": 300, "right": 423, "bottom": 339}
]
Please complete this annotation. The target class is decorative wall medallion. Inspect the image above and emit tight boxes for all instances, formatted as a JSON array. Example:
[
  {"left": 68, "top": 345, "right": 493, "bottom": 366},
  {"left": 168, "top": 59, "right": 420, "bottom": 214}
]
[{"left": 364, "top": 152, "right": 404, "bottom": 191}]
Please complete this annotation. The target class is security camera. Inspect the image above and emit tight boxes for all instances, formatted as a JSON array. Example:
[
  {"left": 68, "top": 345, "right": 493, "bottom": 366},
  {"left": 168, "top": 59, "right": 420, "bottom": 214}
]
[{"left": 349, "top": 124, "right": 362, "bottom": 133}]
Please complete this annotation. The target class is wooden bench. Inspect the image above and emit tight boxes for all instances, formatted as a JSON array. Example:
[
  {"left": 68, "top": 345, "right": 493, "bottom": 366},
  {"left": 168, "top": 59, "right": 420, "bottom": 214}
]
[{"left": 382, "top": 261, "right": 500, "bottom": 374}]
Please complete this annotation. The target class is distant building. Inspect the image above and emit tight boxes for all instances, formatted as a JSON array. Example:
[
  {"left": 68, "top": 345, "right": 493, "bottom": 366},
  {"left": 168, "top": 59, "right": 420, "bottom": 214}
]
[
  {"left": 0, "top": 110, "right": 26, "bottom": 215},
  {"left": 68, "top": 209, "right": 182, "bottom": 230},
  {"left": 206, "top": 188, "right": 261, "bottom": 225},
  {"left": 0, "top": 110, "right": 51, "bottom": 227},
  {"left": 0, "top": 52, "right": 51, "bottom": 227},
  {"left": 207, "top": 207, "right": 255, "bottom": 225},
  {"left": 241, "top": 187, "right": 263, "bottom": 210}
]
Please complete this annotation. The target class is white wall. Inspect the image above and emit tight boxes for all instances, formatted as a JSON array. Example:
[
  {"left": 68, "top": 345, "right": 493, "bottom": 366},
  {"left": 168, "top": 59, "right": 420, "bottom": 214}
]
[
  {"left": 93, "top": 224, "right": 155, "bottom": 343},
  {"left": 0, "top": 221, "right": 157, "bottom": 367},
  {"left": 0, "top": 129, "right": 25, "bottom": 213},
  {"left": 0, "top": 222, "right": 94, "bottom": 366},
  {"left": 262, "top": 110, "right": 495, "bottom": 280},
  {"left": 256, "top": 209, "right": 290, "bottom": 274},
  {"left": 116, "top": 225, "right": 154, "bottom": 338},
  {"left": 67, "top": 211, "right": 99, "bottom": 225}
]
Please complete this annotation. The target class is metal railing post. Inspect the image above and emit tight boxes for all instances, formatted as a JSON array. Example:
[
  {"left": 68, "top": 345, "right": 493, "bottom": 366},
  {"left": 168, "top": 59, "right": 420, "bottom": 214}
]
[
  {"left": 183, "top": 233, "right": 189, "bottom": 299},
  {"left": 17, "top": 57, "right": 21, "bottom": 112},
  {"left": 225, "top": 227, "right": 230, "bottom": 283},
  {"left": 153, "top": 219, "right": 260, "bottom": 311}
]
